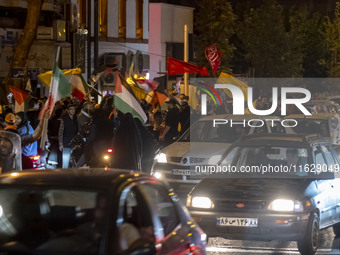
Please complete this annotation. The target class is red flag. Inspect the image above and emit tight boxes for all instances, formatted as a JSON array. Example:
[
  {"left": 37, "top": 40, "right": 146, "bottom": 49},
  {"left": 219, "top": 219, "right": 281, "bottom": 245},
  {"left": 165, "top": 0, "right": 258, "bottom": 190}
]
[
  {"left": 9, "top": 87, "right": 29, "bottom": 105},
  {"left": 205, "top": 44, "right": 222, "bottom": 75},
  {"left": 167, "top": 58, "right": 209, "bottom": 76}
]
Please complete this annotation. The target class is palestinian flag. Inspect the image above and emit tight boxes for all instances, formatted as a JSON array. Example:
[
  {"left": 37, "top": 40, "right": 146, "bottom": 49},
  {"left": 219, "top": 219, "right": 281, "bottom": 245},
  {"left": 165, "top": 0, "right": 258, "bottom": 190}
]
[
  {"left": 39, "top": 62, "right": 71, "bottom": 119},
  {"left": 9, "top": 87, "right": 30, "bottom": 113},
  {"left": 69, "top": 74, "right": 88, "bottom": 100},
  {"left": 113, "top": 71, "right": 147, "bottom": 124}
]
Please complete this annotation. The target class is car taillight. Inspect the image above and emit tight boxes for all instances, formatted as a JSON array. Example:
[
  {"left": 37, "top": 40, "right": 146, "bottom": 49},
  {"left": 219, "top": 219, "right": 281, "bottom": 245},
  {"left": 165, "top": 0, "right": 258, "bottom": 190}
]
[
  {"left": 107, "top": 148, "right": 113, "bottom": 153},
  {"left": 30, "top": 155, "right": 40, "bottom": 161}
]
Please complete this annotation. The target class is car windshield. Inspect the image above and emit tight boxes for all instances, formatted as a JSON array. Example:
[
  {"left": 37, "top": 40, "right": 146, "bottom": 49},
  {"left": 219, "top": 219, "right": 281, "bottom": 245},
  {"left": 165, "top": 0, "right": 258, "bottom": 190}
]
[
  {"left": 286, "top": 119, "right": 330, "bottom": 137},
  {"left": 179, "top": 120, "right": 251, "bottom": 143},
  {"left": 0, "top": 187, "right": 108, "bottom": 254},
  {"left": 219, "top": 145, "right": 317, "bottom": 178}
]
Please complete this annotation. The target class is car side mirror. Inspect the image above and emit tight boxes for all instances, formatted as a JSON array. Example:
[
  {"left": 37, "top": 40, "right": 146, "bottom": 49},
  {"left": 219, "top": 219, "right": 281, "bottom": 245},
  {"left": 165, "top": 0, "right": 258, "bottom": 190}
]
[
  {"left": 118, "top": 238, "right": 156, "bottom": 255},
  {"left": 317, "top": 171, "right": 335, "bottom": 180}
]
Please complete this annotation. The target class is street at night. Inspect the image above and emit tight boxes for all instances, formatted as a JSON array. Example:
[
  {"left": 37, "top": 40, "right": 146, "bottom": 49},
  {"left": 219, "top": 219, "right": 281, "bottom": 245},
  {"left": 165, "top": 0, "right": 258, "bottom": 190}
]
[{"left": 3, "top": 0, "right": 340, "bottom": 254}]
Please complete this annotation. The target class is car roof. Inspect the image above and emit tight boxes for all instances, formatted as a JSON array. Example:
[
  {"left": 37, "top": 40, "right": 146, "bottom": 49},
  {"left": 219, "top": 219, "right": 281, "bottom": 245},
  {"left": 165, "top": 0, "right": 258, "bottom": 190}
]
[
  {"left": 199, "top": 114, "right": 281, "bottom": 121},
  {"left": 236, "top": 133, "right": 329, "bottom": 147},
  {"left": 0, "top": 169, "right": 152, "bottom": 189},
  {"left": 285, "top": 114, "right": 334, "bottom": 119}
]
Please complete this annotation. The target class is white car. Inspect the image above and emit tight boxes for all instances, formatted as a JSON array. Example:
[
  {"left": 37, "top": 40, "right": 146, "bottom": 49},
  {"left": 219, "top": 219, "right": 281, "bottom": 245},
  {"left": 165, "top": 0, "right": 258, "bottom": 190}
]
[
  {"left": 303, "top": 100, "right": 340, "bottom": 114},
  {"left": 284, "top": 113, "right": 340, "bottom": 145},
  {"left": 152, "top": 114, "right": 294, "bottom": 197}
]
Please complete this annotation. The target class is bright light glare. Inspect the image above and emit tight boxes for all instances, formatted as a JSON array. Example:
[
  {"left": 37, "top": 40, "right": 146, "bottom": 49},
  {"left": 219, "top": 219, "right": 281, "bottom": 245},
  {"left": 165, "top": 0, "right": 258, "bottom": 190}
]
[
  {"left": 154, "top": 153, "right": 167, "bottom": 163},
  {"left": 146, "top": 73, "right": 150, "bottom": 80},
  {"left": 153, "top": 172, "right": 162, "bottom": 179},
  {"left": 192, "top": 197, "right": 214, "bottom": 209},
  {"left": 0, "top": 205, "right": 2, "bottom": 217},
  {"left": 103, "top": 155, "right": 110, "bottom": 160},
  {"left": 11, "top": 173, "right": 19, "bottom": 177},
  {"left": 207, "top": 155, "right": 222, "bottom": 164},
  {"left": 269, "top": 199, "right": 295, "bottom": 212}
]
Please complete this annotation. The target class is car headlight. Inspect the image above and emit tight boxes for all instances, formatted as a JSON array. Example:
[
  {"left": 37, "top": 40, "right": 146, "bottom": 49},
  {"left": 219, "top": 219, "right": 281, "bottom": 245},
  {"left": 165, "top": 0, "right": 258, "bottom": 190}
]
[
  {"left": 207, "top": 155, "right": 222, "bottom": 165},
  {"left": 153, "top": 172, "right": 162, "bottom": 179},
  {"left": 268, "top": 199, "right": 303, "bottom": 212},
  {"left": 154, "top": 153, "right": 167, "bottom": 163},
  {"left": 187, "top": 196, "right": 214, "bottom": 209}
]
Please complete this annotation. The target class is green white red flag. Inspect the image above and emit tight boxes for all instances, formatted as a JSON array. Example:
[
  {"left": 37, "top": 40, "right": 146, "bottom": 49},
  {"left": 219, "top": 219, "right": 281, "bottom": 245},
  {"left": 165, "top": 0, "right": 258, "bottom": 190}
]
[
  {"left": 69, "top": 74, "right": 88, "bottom": 100},
  {"left": 39, "top": 62, "right": 71, "bottom": 119}
]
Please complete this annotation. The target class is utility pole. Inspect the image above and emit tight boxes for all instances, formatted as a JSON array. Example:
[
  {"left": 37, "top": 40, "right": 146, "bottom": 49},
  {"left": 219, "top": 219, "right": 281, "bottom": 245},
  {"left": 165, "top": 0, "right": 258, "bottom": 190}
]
[
  {"left": 87, "top": 0, "right": 92, "bottom": 81},
  {"left": 184, "top": 24, "right": 189, "bottom": 96},
  {"left": 94, "top": 0, "right": 99, "bottom": 71}
]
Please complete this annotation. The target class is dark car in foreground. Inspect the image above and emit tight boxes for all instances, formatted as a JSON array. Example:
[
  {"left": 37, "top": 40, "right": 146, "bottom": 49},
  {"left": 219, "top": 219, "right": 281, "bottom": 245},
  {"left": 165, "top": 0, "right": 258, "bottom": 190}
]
[
  {"left": 0, "top": 169, "right": 206, "bottom": 255},
  {"left": 186, "top": 134, "right": 340, "bottom": 255}
]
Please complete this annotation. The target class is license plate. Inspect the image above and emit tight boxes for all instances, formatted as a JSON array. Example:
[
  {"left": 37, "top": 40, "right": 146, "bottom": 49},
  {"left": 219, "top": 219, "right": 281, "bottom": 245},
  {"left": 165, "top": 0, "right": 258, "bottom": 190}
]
[
  {"left": 217, "top": 217, "right": 258, "bottom": 227},
  {"left": 172, "top": 169, "right": 199, "bottom": 175}
]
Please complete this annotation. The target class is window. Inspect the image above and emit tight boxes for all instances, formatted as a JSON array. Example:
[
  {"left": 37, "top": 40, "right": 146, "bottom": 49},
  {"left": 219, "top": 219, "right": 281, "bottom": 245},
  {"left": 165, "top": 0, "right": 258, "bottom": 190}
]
[
  {"left": 77, "top": 0, "right": 86, "bottom": 28},
  {"left": 139, "top": 184, "right": 180, "bottom": 236},
  {"left": 119, "top": 0, "right": 126, "bottom": 38},
  {"left": 118, "top": 187, "right": 154, "bottom": 251},
  {"left": 314, "top": 145, "right": 326, "bottom": 167},
  {"left": 136, "top": 0, "right": 143, "bottom": 39},
  {"left": 321, "top": 144, "right": 338, "bottom": 171},
  {"left": 99, "top": 0, "right": 108, "bottom": 37}
]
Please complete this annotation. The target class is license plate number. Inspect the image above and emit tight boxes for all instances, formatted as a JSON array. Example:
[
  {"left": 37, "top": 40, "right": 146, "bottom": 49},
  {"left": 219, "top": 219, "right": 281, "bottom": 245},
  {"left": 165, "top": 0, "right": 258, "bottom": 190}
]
[
  {"left": 217, "top": 217, "right": 258, "bottom": 227},
  {"left": 172, "top": 169, "right": 199, "bottom": 175}
]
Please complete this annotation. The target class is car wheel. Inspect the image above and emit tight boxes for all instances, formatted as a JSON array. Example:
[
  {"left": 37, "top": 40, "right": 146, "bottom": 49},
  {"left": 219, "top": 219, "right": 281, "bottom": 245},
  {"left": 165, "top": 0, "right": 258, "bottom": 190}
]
[
  {"left": 333, "top": 222, "right": 340, "bottom": 236},
  {"left": 297, "top": 212, "right": 319, "bottom": 255}
]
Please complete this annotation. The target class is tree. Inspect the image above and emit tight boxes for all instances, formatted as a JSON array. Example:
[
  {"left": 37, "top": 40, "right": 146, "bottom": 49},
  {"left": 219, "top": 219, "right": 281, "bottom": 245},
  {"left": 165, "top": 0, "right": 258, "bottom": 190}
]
[
  {"left": 1, "top": 0, "right": 44, "bottom": 103},
  {"left": 238, "top": 0, "right": 303, "bottom": 77},
  {"left": 289, "top": 7, "right": 329, "bottom": 78},
  {"left": 194, "top": 0, "right": 236, "bottom": 74},
  {"left": 325, "top": 2, "right": 340, "bottom": 77}
]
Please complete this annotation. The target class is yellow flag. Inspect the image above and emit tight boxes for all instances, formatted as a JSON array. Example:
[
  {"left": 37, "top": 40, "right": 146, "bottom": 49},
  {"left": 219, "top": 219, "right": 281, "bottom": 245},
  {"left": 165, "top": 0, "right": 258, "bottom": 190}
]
[
  {"left": 189, "top": 85, "right": 198, "bottom": 109},
  {"left": 217, "top": 72, "right": 248, "bottom": 99},
  {"left": 131, "top": 86, "right": 147, "bottom": 100},
  {"left": 38, "top": 68, "right": 82, "bottom": 88}
]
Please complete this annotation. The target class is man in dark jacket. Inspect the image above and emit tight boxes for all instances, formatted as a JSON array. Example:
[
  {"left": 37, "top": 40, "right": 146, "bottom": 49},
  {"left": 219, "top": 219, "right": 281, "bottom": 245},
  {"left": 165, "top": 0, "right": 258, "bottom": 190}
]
[
  {"left": 58, "top": 104, "right": 78, "bottom": 168},
  {"left": 159, "top": 99, "right": 179, "bottom": 146}
]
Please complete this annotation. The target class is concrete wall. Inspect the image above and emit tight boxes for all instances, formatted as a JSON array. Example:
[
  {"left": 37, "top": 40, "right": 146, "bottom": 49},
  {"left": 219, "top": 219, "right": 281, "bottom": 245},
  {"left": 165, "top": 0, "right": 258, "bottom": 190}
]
[{"left": 148, "top": 3, "right": 193, "bottom": 80}]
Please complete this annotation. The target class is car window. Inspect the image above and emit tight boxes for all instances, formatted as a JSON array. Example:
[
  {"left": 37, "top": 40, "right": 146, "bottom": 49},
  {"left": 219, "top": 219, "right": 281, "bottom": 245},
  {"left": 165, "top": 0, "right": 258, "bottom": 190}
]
[
  {"left": 314, "top": 145, "right": 327, "bottom": 167},
  {"left": 269, "top": 121, "right": 286, "bottom": 133},
  {"left": 320, "top": 144, "right": 338, "bottom": 172},
  {"left": 180, "top": 120, "right": 251, "bottom": 143},
  {"left": 287, "top": 119, "right": 330, "bottom": 137},
  {"left": 139, "top": 184, "right": 180, "bottom": 237},
  {"left": 0, "top": 188, "right": 106, "bottom": 253},
  {"left": 118, "top": 187, "right": 154, "bottom": 251},
  {"left": 252, "top": 123, "right": 268, "bottom": 134}
]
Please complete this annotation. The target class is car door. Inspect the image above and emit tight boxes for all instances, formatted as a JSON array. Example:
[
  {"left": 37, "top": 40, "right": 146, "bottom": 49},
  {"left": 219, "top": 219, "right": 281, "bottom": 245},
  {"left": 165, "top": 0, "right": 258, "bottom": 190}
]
[
  {"left": 320, "top": 144, "right": 339, "bottom": 224},
  {"left": 313, "top": 144, "right": 334, "bottom": 228},
  {"left": 138, "top": 182, "right": 205, "bottom": 255},
  {"left": 115, "top": 184, "right": 160, "bottom": 254}
]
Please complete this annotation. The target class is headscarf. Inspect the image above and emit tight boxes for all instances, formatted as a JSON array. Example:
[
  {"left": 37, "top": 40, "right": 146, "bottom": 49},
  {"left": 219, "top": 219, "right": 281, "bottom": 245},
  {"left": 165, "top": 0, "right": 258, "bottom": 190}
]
[{"left": 15, "top": 112, "right": 29, "bottom": 129}]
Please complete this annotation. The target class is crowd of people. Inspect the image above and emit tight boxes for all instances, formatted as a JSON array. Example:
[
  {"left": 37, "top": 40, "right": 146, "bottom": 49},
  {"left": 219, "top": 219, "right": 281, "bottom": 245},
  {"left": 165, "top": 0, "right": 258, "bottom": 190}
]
[{"left": 0, "top": 92, "right": 193, "bottom": 172}]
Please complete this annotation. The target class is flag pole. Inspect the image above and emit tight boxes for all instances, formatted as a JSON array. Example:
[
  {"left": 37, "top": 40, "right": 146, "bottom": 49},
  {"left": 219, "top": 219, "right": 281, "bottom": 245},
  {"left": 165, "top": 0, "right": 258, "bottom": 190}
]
[
  {"left": 184, "top": 24, "right": 189, "bottom": 96},
  {"left": 85, "top": 82, "right": 103, "bottom": 97},
  {"left": 40, "top": 46, "right": 61, "bottom": 150}
]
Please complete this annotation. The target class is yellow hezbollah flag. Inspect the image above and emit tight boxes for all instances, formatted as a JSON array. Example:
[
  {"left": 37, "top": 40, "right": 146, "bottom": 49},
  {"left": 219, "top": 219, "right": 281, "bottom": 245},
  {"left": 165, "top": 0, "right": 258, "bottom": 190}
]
[
  {"left": 131, "top": 86, "right": 147, "bottom": 100},
  {"left": 217, "top": 72, "right": 248, "bottom": 99},
  {"left": 38, "top": 68, "right": 82, "bottom": 88},
  {"left": 189, "top": 85, "right": 198, "bottom": 109}
]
